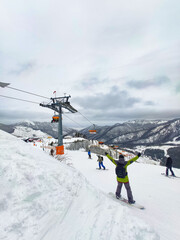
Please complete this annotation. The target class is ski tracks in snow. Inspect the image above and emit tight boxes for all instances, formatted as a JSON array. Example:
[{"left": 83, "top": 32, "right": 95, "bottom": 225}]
[
  {"left": 0, "top": 131, "right": 159, "bottom": 240},
  {"left": 39, "top": 182, "right": 159, "bottom": 240}
]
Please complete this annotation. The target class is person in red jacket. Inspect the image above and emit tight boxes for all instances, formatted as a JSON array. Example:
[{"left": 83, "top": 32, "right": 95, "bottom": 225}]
[{"left": 105, "top": 152, "right": 141, "bottom": 204}]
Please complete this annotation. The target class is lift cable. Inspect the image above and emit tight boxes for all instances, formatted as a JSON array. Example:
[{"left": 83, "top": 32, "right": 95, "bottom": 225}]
[
  {"left": 0, "top": 81, "right": 96, "bottom": 128},
  {"left": 0, "top": 94, "right": 95, "bottom": 128},
  {"left": 6, "top": 86, "right": 50, "bottom": 100},
  {"left": 77, "top": 111, "right": 95, "bottom": 127},
  {"left": 1, "top": 93, "right": 84, "bottom": 128},
  {"left": 63, "top": 112, "right": 85, "bottom": 129},
  {"left": 0, "top": 95, "right": 40, "bottom": 104}
]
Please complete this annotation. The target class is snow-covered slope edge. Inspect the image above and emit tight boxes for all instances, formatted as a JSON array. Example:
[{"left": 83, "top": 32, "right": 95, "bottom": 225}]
[{"left": 0, "top": 130, "right": 159, "bottom": 240}]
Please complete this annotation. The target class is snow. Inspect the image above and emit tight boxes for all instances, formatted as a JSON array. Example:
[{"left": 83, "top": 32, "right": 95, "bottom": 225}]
[
  {"left": 23, "top": 120, "right": 35, "bottom": 126},
  {"left": 166, "top": 135, "right": 180, "bottom": 144},
  {"left": 12, "top": 126, "right": 49, "bottom": 139},
  {"left": 0, "top": 130, "right": 180, "bottom": 240}
]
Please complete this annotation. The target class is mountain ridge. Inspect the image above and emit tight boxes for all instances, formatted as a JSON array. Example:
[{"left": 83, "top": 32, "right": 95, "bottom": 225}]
[
  {"left": 1, "top": 118, "right": 180, "bottom": 167},
  {"left": 1, "top": 118, "right": 180, "bottom": 146}
]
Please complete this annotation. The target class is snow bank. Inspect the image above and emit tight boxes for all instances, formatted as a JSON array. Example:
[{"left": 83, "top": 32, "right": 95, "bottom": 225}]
[
  {"left": 0, "top": 130, "right": 159, "bottom": 240},
  {"left": 12, "top": 126, "right": 49, "bottom": 139}
]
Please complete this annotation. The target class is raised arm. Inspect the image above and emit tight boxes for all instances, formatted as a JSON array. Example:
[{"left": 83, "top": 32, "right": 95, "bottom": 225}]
[
  {"left": 126, "top": 153, "right": 141, "bottom": 166},
  {"left": 105, "top": 152, "right": 117, "bottom": 166}
]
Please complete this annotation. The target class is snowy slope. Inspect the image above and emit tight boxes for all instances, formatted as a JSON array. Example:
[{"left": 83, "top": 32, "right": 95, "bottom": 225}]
[
  {"left": 0, "top": 130, "right": 179, "bottom": 240},
  {"left": 69, "top": 151, "right": 180, "bottom": 240},
  {"left": 0, "top": 130, "right": 158, "bottom": 240},
  {"left": 12, "top": 126, "right": 49, "bottom": 139}
]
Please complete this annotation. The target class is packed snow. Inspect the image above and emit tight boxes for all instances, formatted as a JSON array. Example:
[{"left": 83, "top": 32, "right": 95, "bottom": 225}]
[{"left": 0, "top": 130, "right": 180, "bottom": 240}]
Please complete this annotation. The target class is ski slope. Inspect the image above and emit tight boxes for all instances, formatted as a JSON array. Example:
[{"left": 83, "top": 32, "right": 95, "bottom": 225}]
[
  {"left": 68, "top": 150, "right": 180, "bottom": 240},
  {"left": 0, "top": 130, "right": 180, "bottom": 240}
]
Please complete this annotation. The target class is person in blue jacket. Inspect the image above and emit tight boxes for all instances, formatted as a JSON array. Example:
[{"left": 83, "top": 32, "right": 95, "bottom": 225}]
[
  {"left": 88, "top": 150, "right": 91, "bottom": 159},
  {"left": 105, "top": 152, "right": 141, "bottom": 204}
]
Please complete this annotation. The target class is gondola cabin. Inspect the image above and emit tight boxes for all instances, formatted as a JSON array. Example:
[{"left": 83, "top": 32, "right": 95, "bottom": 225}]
[
  {"left": 89, "top": 129, "right": 97, "bottom": 134},
  {"left": 51, "top": 115, "right": 59, "bottom": 123},
  {"left": 98, "top": 141, "right": 104, "bottom": 145}
]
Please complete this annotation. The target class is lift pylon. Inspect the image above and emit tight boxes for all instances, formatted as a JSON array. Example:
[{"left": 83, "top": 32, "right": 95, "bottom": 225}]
[{"left": 40, "top": 95, "right": 77, "bottom": 155}]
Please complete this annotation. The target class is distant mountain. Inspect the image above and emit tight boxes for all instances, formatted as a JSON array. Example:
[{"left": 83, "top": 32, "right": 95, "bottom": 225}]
[
  {"left": 0, "top": 123, "right": 14, "bottom": 133},
  {"left": 80, "top": 118, "right": 180, "bottom": 147},
  {"left": 79, "top": 118, "right": 180, "bottom": 168},
  {"left": 1, "top": 119, "right": 180, "bottom": 146},
  {"left": 1, "top": 119, "right": 180, "bottom": 168},
  {"left": 0, "top": 121, "right": 77, "bottom": 139}
]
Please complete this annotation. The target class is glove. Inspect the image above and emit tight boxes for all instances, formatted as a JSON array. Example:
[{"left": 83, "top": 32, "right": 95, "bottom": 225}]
[
  {"left": 137, "top": 153, "right": 141, "bottom": 157},
  {"left": 105, "top": 152, "right": 108, "bottom": 156}
]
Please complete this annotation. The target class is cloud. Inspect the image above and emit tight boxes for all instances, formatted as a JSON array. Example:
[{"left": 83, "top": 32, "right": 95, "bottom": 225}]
[
  {"left": 9, "top": 61, "right": 36, "bottom": 75},
  {"left": 0, "top": 0, "right": 180, "bottom": 126},
  {"left": 85, "top": 108, "right": 180, "bottom": 126},
  {"left": 0, "top": 109, "right": 50, "bottom": 124},
  {"left": 126, "top": 76, "right": 170, "bottom": 89},
  {"left": 73, "top": 86, "right": 141, "bottom": 110},
  {"left": 175, "top": 83, "right": 180, "bottom": 94},
  {"left": 78, "top": 75, "right": 109, "bottom": 90},
  {"left": 144, "top": 101, "right": 155, "bottom": 106}
]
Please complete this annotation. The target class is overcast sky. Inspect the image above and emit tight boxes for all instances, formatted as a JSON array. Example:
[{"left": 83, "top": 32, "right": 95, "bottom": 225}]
[{"left": 0, "top": 0, "right": 180, "bottom": 128}]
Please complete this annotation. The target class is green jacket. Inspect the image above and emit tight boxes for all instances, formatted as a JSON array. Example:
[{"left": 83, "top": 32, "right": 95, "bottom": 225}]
[{"left": 106, "top": 154, "right": 139, "bottom": 183}]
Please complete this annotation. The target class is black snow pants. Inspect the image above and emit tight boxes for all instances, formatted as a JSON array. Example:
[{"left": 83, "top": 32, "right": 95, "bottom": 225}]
[{"left": 166, "top": 167, "right": 175, "bottom": 176}]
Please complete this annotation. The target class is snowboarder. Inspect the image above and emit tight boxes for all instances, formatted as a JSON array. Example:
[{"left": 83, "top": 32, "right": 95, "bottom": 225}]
[
  {"left": 97, "top": 155, "right": 106, "bottom": 169},
  {"left": 50, "top": 149, "right": 54, "bottom": 156},
  {"left": 88, "top": 150, "right": 91, "bottom": 159},
  {"left": 105, "top": 152, "right": 141, "bottom": 204},
  {"left": 166, "top": 156, "right": 175, "bottom": 176}
]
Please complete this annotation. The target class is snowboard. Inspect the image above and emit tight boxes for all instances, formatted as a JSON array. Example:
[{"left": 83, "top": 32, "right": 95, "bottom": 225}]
[
  {"left": 109, "top": 192, "right": 145, "bottom": 210},
  {"left": 96, "top": 168, "right": 108, "bottom": 170},
  {"left": 161, "top": 173, "right": 180, "bottom": 178}
]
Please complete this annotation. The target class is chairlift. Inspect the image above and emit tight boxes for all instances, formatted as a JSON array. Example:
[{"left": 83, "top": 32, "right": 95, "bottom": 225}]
[
  {"left": 89, "top": 129, "right": 97, "bottom": 134},
  {"left": 51, "top": 114, "right": 59, "bottom": 123},
  {"left": 113, "top": 145, "right": 119, "bottom": 149},
  {"left": 89, "top": 124, "right": 97, "bottom": 134}
]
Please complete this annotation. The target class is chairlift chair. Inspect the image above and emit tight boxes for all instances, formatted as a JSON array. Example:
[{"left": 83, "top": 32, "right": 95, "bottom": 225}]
[
  {"left": 89, "top": 129, "right": 97, "bottom": 134},
  {"left": 51, "top": 114, "right": 59, "bottom": 123},
  {"left": 89, "top": 124, "right": 97, "bottom": 134}
]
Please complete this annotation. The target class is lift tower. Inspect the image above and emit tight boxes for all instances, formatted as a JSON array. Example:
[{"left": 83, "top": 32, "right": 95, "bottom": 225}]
[{"left": 40, "top": 95, "right": 77, "bottom": 155}]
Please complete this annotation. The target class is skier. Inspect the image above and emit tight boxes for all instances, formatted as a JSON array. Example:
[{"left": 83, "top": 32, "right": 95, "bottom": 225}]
[
  {"left": 97, "top": 155, "right": 106, "bottom": 169},
  {"left": 166, "top": 156, "right": 175, "bottom": 176},
  {"left": 105, "top": 152, "right": 141, "bottom": 204},
  {"left": 88, "top": 150, "right": 91, "bottom": 159}
]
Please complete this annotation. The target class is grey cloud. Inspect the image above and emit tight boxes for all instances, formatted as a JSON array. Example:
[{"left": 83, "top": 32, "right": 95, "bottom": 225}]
[
  {"left": 175, "top": 83, "right": 180, "bottom": 93},
  {"left": 144, "top": 101, "right": 155, "bottom": 106},
  {"left": 74, "top": 86, "right": 141, "bottom": 110},
  {"left": 85, "top": 108, "right": 180, "bottom": 125},
  {"left": 127, "top": 76, "right": 170, "bottom": 89},
  {"left": 0, "top": 109, "right": 50, "bottom": 124},
  {"left": 9, "top": 61, "right": 36, "bottom": 75},
  {"left": 1, "top": 104, "right": 180, "bottom": 128},
  {"left": 78, "top": 75, "right": 109, "bottom": 89}
]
